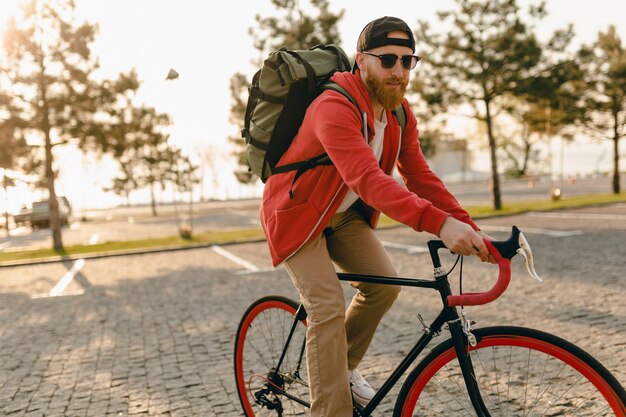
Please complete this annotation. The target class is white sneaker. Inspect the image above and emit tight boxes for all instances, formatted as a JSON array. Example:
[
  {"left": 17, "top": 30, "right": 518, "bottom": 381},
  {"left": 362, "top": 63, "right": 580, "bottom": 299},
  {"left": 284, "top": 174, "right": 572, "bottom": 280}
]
[{"left": 349, "top": 369, "right": 375, "bottom": 406}]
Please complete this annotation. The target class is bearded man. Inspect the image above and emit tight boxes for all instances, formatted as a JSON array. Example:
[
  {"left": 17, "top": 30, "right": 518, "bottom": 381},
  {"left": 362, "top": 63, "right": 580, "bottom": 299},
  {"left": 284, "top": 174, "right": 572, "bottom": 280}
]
[{"left": 259, "top": 16, "right": 494, "bottom": 417}]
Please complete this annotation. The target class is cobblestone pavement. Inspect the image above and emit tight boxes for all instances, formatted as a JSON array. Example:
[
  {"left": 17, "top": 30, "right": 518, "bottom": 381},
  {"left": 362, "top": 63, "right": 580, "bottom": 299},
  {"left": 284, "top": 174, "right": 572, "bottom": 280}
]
[{"left": 0, "top": 203, "right": 625, "bottom": 416}]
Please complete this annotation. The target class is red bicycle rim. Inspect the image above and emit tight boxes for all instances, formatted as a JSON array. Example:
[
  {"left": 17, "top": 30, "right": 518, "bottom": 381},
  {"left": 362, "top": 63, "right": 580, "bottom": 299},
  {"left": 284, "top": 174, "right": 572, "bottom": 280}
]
[{"left": 401, "top": 334, "right": 625, "bottom": 416}]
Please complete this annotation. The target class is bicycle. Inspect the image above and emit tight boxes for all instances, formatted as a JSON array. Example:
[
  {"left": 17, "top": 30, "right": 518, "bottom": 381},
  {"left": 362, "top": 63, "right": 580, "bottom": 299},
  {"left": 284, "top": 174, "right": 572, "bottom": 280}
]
[{"left": 234, "top": 226, "right": 626, "bottom": 416}]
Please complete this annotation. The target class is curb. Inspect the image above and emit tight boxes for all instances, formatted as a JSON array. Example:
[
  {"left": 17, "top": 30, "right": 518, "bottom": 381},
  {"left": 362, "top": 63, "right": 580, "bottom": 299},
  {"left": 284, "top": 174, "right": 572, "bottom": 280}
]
[
  {"left": 2, "top": 199, "right": 624, "bottom": 268},
  {"left": 0, "top": 237, "right": 267, "bottom": 268}
]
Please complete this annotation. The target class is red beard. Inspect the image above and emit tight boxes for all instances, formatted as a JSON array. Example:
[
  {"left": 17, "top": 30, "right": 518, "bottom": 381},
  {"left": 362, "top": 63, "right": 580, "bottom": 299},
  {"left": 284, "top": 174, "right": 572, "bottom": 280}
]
[{"left": 365, "top": 74, "right": 408, "bottom": 110}]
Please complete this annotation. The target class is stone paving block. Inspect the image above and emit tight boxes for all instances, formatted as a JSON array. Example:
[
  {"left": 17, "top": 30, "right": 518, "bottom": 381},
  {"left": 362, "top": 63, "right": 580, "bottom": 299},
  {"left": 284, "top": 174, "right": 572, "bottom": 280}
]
[
  {"left": 0, "top": 208, "right": 624, "bottom": 416},
  {"left": 4, "top": 400, "right": 28, "bottom": 414}
]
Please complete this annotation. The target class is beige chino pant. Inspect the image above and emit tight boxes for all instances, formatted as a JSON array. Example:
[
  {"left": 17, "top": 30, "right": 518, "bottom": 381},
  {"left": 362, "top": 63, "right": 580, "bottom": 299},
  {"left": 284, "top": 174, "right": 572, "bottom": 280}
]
[{"left": 284, "top": 208, "right": 400, "bottom": 417}]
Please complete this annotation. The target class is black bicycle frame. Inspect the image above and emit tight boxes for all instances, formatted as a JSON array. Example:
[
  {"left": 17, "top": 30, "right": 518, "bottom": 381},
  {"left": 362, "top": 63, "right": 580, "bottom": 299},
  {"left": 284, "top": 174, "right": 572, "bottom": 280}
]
[{"left": 270, "top": 240, "right": 492, "bottom": 417}]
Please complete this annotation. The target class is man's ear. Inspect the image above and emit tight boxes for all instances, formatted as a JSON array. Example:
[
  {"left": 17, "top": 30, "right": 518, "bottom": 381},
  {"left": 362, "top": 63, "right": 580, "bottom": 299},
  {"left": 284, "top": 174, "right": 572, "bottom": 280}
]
[{"left": 355, "top": 52, "right": 365, "bottom": 72}]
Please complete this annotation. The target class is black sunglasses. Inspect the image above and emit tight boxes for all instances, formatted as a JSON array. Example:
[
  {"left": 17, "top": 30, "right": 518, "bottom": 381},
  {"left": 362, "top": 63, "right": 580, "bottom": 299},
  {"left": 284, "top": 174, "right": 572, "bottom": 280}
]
[{"left": 362, "top": 52, "right": 421, "bottom": 70}]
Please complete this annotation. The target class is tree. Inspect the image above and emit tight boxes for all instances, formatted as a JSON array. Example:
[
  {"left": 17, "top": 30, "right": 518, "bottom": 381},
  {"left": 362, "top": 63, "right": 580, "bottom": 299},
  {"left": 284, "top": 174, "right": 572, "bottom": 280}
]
[
  {"left": 412, "top": 0, "right": 573, "bottom": 209},
  {"left": 250, "top": 0, "right": 343, "bottom": 54},
  {"left": 69, "top": 67, "right": 188, "bottom": 215},
  {"left": 170, "top": 152, "right": 199, "bottom": 197},
  {"left": 134, "top": 132, "right": 181, "bottom": 217},
  {"left": 579, "top": 26, "right": 626, "bottom": 194},
  {"left": 228, "top": 0, "right": 344, "bottom": 183},
  {"left": 0, "top": 101, "right": 30, "bottom": 234},
  {"left": 0, "top": 138, "right": 30, "bottom": 235},
  {"left": 104, "top": 155, "right": 138, "bottom": 207},
  {"left": 0, "top": 86, "right": 25, "bottom": 234},
  {"left": 3, "top": 0, "right": 104, "bottom": 250},
  {"left": 169, "top": 151, "right": 199, "bottom": 237},
  {"left": 505, "top": 53, "right": 585, "bottom": 181},
  {"left": 500, "top": 73, "right": 583, "bottom": 179},
  {"left": 498, "top": 101, "right": 544, "bottom": 177},
  {"left": 114, "top": 106, "right": 172, "bottom": 216}
]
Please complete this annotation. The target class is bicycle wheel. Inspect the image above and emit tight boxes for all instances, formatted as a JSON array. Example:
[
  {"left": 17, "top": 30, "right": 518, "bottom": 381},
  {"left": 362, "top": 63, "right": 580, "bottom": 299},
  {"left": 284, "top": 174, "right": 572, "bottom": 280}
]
[
  {"left": 234, "top": 295, "right": 310, "bottom": 416},
  {"left": 395, "top": 326, "right": 626, "bottom": 416}
]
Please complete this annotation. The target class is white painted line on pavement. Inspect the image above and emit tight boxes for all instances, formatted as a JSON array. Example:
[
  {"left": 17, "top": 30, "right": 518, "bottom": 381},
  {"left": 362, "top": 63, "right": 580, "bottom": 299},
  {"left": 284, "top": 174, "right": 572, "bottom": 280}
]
[
  {"left": 480, "top": 225, "right": 583, "bottom": 237},
  {"left": 89, "top": 233, "right": 100, "bottom": 244},
  {"left": 49, "top": 259, "right": 85, "bottom": 297},
  {"left": 0, "top": 242, "right": 11, "bottom": 250},
  {"left": 527, "top": 212, "right": 626, "bottom": 221},
  {"left": 211, "top": 245, "right": 260, "bottom": 272},
  {"left": 31, "top": 289, "right": 84, "bottom": 299},
  {"left": 382, "top": 241, "right": 428, "bottom": 254}
]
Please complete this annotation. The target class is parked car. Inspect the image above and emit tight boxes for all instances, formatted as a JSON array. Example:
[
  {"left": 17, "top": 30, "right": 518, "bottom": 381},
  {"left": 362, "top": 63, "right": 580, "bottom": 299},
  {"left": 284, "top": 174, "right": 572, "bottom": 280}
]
[{"left": 29, "top": 197, "right": 72, "bottom": 228}]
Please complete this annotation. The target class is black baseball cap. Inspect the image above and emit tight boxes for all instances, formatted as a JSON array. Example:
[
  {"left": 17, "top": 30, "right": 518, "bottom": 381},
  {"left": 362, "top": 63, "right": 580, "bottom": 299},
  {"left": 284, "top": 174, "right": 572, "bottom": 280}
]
[{"left": 356, "top": 16, "right": 415, "bottom": 53}]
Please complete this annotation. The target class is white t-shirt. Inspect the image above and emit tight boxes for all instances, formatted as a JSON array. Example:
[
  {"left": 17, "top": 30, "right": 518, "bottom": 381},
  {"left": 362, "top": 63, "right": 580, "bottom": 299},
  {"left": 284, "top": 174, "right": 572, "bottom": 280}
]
[{"left": 336, "top": 113, "right": 387, "bottom": 212}]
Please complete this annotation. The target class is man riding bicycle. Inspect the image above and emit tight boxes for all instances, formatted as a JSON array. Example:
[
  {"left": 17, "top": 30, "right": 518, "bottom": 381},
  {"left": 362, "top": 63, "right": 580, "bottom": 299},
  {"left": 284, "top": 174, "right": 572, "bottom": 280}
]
[{"left": 259, "top": 16, "right": 494, "bottom": 417}]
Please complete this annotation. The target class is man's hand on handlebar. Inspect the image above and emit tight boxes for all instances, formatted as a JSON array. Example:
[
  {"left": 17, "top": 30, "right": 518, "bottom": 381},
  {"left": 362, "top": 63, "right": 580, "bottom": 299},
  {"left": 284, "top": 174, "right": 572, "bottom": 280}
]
[
  {"left": 477, "top": 230, "right": 497, "bottom": 264},
  {"left": 438, "top": 217, "right": 497, "bottom": 264}
]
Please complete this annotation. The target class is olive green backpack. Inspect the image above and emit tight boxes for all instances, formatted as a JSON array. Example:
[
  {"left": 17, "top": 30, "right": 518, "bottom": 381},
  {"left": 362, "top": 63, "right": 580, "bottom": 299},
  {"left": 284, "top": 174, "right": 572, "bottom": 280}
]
[{"left": 241, "top": 43, "right": 406, "bottom": 187}]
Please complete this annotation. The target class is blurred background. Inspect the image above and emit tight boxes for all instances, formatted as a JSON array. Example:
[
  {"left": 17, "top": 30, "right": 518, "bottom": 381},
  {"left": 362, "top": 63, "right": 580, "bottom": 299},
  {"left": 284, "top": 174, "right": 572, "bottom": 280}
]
[{"left": 0, "top": 0, "right": 624, "bottom": 250}]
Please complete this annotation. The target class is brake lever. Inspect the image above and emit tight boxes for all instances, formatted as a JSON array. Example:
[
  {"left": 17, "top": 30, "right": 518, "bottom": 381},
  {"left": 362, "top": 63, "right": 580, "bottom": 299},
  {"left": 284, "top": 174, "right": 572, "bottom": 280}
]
[{"left": 516, "top": 231, "right": 543, "bottom": 282}]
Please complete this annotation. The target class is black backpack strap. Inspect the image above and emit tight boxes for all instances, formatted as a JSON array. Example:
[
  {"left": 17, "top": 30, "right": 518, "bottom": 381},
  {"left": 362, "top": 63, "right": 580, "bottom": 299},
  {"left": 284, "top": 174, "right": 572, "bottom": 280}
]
[
  {"left": 322, "top": 82, "right": 361, "bottom": 113},
  {"left": 273, "top": 154, "right": 332, "bottom": 198},
  {"left": 392, "top": 103, "right": 407, "bottom": 137},
  {"left": 272, "top": 82, "right": 363, "bottom": 199},
  {"left": 241, "top": 70, "right": 286, "bottom": 145},
  {"left": 284, "top": 50, "right": 317, "bottom": 93}
]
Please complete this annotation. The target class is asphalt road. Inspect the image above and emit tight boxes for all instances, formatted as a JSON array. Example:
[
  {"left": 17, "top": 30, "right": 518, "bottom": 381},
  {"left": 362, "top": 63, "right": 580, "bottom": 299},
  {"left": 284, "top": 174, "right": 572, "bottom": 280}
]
[
  {"left": 0, "top": 175, "right": 621, "bottom": 252},
  {"left": 0, "top": 203, "right": 624, "bottom": 416}
]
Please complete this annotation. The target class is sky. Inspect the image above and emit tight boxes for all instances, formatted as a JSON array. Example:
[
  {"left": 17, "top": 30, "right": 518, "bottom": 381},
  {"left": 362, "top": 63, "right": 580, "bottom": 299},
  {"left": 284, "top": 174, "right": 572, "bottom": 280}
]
[{"left": 1, "top": 0, "right": 625, "bottom": 211}]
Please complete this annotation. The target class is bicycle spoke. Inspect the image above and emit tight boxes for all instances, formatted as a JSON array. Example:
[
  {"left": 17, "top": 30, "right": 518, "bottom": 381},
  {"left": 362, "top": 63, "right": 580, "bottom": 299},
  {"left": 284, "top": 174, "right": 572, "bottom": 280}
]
[
  {"left": 571, "top": 389, "right": 611, "bottom": 417},
  {"left": 539, "top": 374, "right": 585, "bottom": 416},
  {"left": 395, "top": 328, "right": 625, "bottom": 417},
  {"left": 524, "top": 350, "right": 549, "bottom": 417},
  {"left": 528, "top": 356, "right": 572, "bottom": 416},
  {"left": 506, "top": 345, "right": 513, "bottom": 417},
  {"left": 235, "top": 297, "right": 310, "bottom": 416},
  {"left": 437, "top": 370, "right": 474, "bottom": 416},
  {"left": 490, "top": 346, "right": 505, "bottom": 417},
  {"left": 469, "top": 346, "right": 501, "bottom": 414}
]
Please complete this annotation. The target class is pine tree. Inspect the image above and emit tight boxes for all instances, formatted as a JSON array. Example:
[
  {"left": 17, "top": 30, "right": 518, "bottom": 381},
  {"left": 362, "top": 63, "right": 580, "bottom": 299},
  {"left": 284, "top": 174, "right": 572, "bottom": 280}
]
[
  {"left": 3, "top": 0, "right": 104, "bottom": 249},
  {"left": 579, "top": 26, "right": 626, "bottom": 194},
  {"left": 412, "top": 0, "right": 574, "bottom": 209}
]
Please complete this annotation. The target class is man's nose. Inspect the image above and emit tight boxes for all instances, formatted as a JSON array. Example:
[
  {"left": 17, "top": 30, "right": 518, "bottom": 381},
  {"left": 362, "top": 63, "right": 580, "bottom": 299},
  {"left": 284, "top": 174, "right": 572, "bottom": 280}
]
[{"left": 389, "top": 59, "right": 404, "bottom": 75}]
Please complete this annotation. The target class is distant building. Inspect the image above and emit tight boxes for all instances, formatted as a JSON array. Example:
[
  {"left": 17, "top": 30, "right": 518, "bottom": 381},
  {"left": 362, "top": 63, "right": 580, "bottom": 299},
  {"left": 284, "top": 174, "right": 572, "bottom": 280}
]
[{"left": 426, "top": 139, "right": 487, "bottom": 183}]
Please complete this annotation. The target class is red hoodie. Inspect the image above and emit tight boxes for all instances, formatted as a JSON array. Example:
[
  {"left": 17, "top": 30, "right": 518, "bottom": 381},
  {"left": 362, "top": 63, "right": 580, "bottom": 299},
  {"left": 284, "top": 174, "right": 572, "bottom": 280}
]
[{"left": 260, "top": 71, "right": 478, "bottom": 266}]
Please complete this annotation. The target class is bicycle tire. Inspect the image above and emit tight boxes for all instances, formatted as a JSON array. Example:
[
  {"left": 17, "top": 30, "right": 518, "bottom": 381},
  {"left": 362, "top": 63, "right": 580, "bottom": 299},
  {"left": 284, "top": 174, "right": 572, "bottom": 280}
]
[
  {"left": 394, "top": 326, "right": 626, "bottom": 416},
  {"left": 234, "top": 295, "right": 310, "bottom": 416}
]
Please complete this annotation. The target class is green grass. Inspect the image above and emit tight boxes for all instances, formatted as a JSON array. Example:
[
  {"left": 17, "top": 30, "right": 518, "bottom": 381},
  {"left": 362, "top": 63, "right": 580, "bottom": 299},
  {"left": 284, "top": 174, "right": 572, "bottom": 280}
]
[
  {"left": 1, "top": 192, "right": 624, "bottom": 265},
  {"left": 0, "top": 228, "right": 265, "bottom": 264},
  {"left": 378, "top": 192, "right": 626, "bottom": 227}
]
